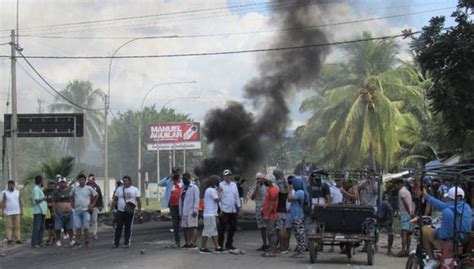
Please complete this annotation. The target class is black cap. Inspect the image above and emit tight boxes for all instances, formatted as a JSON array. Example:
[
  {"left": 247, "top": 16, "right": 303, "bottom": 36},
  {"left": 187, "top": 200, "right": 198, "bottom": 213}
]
[
  {"left": 172, "top": 167, "right": 181, "bottom": 173},
  {"left": 48, "top": 179, "right": 56, "bottom": 185},
  {"left": 88, "top": 173, "right": 95, "bottom": 178}
]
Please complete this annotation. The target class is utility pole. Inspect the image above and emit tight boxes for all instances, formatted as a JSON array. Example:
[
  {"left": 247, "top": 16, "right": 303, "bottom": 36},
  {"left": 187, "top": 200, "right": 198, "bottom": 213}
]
[
  {"left": 10, "top": 30, "right": 18, "bottom": 183},
  {"left": 104, "top": 94, "right": 109, "bottom": 208}
]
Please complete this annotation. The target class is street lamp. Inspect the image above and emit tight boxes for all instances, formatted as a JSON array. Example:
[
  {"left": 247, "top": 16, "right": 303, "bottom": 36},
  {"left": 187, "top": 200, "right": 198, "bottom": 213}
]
[
  {"left": 104, "top": 35, "right": 177, "bottom": 206},
  {"left": 137, "top": 81, "right": 198, "bottom": 195}
]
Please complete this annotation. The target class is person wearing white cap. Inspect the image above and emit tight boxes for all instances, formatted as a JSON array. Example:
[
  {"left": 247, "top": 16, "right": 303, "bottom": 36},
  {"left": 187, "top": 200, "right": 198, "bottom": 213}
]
[
  {"left": 261, "top": 174, "right": 279, "bottom": 258},
  {"left": 250, "top": 172, "right": 268, "bottom": 251},
  {"left": 421, "top": 186, "right": 472, "bottom": 268},
  {"left": 52, "top": 177, "right": 76, "bottom": 247},
  {"left": 217, "top": 169, "right": 241, "bottom": 252}
]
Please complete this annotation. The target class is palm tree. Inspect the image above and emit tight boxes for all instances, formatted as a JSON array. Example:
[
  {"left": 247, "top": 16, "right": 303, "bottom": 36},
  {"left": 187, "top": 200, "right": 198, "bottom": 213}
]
[
  {"left": 301, "top": 32, "right": 427, "bottom": 171},
  {"left": 49, "top": 80, "right": 104, "bottom": 162}
]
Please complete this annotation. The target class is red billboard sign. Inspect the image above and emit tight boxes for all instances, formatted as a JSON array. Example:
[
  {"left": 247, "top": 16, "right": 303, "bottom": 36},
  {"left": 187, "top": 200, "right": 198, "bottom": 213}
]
[{"left": 147, "top": 122, "right": 201, "bottom": 151}]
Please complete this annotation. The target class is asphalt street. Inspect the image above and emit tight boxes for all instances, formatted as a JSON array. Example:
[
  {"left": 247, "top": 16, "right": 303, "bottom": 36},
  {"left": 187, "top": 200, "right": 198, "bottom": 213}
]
[{"left": 0, "top": 220, "right": 407, "bottom": 269}]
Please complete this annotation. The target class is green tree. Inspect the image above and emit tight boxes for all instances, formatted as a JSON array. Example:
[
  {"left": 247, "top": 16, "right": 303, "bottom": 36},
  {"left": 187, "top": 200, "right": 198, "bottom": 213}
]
[
  {"left": 301, "top": 32, "right": 427, "bottom": 171},
  {"left": 408, "top": 1, "right": 474, "bottom": 153},
  {"left": 49, "top": 80, "right": 104, "bottom": 162},
  {"left": 23, "top": 156, "right": 74, "bottom": 185},
  {"left": 108, "top": 106, "right": 195, "bottom": 186}
]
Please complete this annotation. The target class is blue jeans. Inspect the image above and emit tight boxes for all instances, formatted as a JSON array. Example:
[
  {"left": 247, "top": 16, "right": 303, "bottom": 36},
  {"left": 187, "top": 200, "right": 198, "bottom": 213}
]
[{"left": 31, "top": 214, "right": 45, "bottom": 246}]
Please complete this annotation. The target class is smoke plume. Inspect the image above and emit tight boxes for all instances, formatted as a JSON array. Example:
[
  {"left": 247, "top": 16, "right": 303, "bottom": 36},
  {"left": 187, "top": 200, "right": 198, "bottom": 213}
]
[{"left": 195, "top": 0, "right": 330, "bottom": 179}]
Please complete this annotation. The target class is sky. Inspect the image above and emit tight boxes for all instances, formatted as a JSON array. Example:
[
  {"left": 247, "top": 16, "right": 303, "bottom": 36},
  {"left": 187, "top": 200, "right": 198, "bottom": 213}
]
[{"left": 0, "top": 0, "right": 458, "bottom": 131}]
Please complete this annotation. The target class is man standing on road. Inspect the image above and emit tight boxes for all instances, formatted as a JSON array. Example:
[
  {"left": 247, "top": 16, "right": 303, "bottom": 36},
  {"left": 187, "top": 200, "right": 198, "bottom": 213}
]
[
  {"left": 44, "top": 180, "right": 57, "bottom": 245},
  {"left": 377, "top": 192, "right": 394, "bottom": 256},
  {"left": 71, "top": 174, "right": 98, "bottom": 247},
  {"left": 261, "top": 174, "right": 279, "bottom": 258},
  {"left": 52, "top": 177, "right": 76, "bottom": 247},
  {"left": 395, "top": 179, "right": 414, "bottom": 257},
  {"left": 179, "top": 173, "right": 200, "bottom": 249},
  {"left": 111, "top": 176, "right": 142, "bottom": 248},
  {"left": 359, "top": 175, "right": 378, "bottom": 207},
  {"left": 274, "top": 168, "right": 292, "bottom": 254},
  {"left": 86, "top": 174, "right": 103, "bottom": 240},
  {"left": 250, "top": 172, "right": 267, "bottom": 251},
  {"left": 217, "top": 169, "right": 241, "bottom": 252},
  {"left": 2, "top": 180, "right": 23, "bottom": 245},
  {"left": 200, "top": 176, "right": 221, "bottom": 254},
  {"left": 31, "top": 175, "right": 48, "bottom": 248},
  {"left": 159, "top": 167, "right": 183, "bottom": 248}
]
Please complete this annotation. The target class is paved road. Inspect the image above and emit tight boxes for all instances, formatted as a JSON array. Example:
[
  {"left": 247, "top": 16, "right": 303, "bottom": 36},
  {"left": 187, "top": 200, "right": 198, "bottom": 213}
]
[{"left": 1, "top": 220, "right": 407, "bottom": 269}]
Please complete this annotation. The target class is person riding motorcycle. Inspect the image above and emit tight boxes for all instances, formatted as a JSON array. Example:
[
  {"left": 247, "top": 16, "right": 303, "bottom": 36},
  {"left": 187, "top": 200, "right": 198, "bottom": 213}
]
[{"left": 421, "top": 186, "right": 472, "bottom": 268}]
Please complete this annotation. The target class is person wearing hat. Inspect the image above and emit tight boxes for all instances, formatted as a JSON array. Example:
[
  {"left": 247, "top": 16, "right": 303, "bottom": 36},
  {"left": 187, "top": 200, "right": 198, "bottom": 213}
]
[
  {"left": 250, "top": 172, "right": 268, "bottom": 251},
  {"left": 217, "top": 169, "right": 241, "bottom": 252},
  {"left": 159, "top": 167, "right": 183, "bottom": 248},
  {"left": 52, "top": 177, "right": 76, "bottom": 247},
  {"left": 44, "top": 179, "right": 57, "bottom": 245},
  {"left": 421, "top": 186, "right": 472, "bottom": 268},
  {"left": 261, "top": 174, "right": 279, "bottom": 257}
]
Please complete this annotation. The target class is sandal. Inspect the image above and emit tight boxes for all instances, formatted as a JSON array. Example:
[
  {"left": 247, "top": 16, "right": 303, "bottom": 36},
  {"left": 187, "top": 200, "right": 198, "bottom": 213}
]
[{"left": 261, "top": 252, "right": 276, "bottom": 257}]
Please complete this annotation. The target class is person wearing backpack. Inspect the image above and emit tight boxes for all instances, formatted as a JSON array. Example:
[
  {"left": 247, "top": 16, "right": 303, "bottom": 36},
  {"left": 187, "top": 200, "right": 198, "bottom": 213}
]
[
  {"left": 421, "top": 186, "right": 472, "bottom": 269},
  {"left": 110, "top": 176, "right": 142, "bottom": 248}
]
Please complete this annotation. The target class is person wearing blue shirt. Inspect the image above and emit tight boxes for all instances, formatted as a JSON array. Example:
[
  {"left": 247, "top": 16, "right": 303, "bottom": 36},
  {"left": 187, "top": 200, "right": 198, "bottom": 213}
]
[
  {"left": 422, "top": 186, "right": 472, "bottom": 268},
  {"left": 158, "top": 167, "right": 183, "bottom": 248},
  {"left": 288, "top": 177, "right": 307, "bottom": 258}
]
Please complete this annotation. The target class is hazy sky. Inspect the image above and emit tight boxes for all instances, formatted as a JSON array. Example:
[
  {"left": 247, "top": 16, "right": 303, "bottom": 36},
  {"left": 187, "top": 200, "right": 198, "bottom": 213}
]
[{"left": 0, "top": 0, "right": 457, "bottom": 129}]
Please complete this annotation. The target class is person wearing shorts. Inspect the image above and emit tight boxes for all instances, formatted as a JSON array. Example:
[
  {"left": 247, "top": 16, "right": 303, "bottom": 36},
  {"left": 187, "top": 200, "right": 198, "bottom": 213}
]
[
  {"left": 274, "top": 168, "right": 292, "bottom": 254},
  {"left": 52, "top": 177, "right": 76, "bottom": 247},
  {"left": 396, "top": 181, "right": 414, "bottom": 257},
  {"left": 71, "top": 174, "right": 97, "bottom": 247},
  {"left": 200, "top": 176, "right": 220, "bottom": 254},
  {"left": 251, "top": 172, "right": 267, "bottom": 251},
  {"left": 179, "top": 173, "right": 200, "bottom": 249}
]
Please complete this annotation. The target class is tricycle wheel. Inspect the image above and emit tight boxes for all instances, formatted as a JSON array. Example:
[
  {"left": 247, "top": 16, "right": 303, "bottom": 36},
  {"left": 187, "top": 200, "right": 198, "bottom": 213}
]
[
  {"left": 308, "top": 239, "right": 318, "bottom": 264},
  {"left": 346, "top": 245, "right": 352, "bottom": 260},
  {"left": 367, "top": 241, "right": 374, "bottom": 266}
]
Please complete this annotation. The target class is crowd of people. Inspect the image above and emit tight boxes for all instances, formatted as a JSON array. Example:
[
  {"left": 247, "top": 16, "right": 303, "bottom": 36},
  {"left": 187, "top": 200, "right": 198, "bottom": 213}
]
[
  {"left": 2, "top": 173, "right": 103, "bottom": 251},
  {"left": 1, "top": 165, "right": 472, "bottom": 267}
]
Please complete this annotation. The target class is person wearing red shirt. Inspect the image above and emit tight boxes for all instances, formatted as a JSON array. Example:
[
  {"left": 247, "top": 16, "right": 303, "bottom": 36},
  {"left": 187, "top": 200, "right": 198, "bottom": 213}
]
[
  {"left": 159, "top": 167, "right": 183, "bottom": 248},
  {"left": 262, "top": 174, "right": 279, "bottom": 257}
]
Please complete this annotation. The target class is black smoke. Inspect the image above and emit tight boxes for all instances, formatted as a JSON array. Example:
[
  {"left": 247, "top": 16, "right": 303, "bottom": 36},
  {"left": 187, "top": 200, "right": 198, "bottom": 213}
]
[{"left": 195, "top": 0, "right": 329, "bottom": 178}]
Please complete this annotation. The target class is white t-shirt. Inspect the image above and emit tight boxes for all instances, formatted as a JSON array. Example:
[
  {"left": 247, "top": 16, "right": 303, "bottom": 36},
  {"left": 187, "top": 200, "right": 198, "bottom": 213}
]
[
  {"left": 330, "top": 186, "right": 343, "bottom": 204},
  {"left": 203, "top": 187, "right": 219, "bottom": 217},
  {"left": 2, "top": 189, "right": 20, "bottom": 215},
  {"left": 71, "top": 185, "right": 97, "bottom": 211},
  {"left": 115, "top": 186, "right": 140, "bottom": 212}
]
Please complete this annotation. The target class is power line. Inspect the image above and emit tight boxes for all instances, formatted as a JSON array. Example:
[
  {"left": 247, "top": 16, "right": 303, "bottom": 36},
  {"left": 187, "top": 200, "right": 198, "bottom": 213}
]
[
  {"left": 16, "top": 61, "right": 57, "bottom": 100},
  {"left": 0, "top": 0, "right": 330, "bottom": 34},
  {"left": 6, "top": 1, "right": 328, "bottom": 37},
  {"left": 13, "top": 6, "right": 454, "bottom": 40},
  {"left": 1, "top": 31, "right": 420, "bottom": 60},
  {"left": 16, "top": 51, "right": 105, "bottom": 111}
]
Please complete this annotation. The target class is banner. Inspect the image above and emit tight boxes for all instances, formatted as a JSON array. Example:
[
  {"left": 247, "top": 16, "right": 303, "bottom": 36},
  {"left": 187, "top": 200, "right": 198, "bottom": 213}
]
[{"left": 147, "top": 122, "right": 201, "bottom": 151}]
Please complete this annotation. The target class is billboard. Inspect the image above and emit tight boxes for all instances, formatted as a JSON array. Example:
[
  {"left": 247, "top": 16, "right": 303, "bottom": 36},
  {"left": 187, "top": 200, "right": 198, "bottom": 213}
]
[
  {"left": 4, "top": 113, "right": 84, "bottom": 137},
  {"left": 147, "top": 122, "right": 201, "bottom": 151}
]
